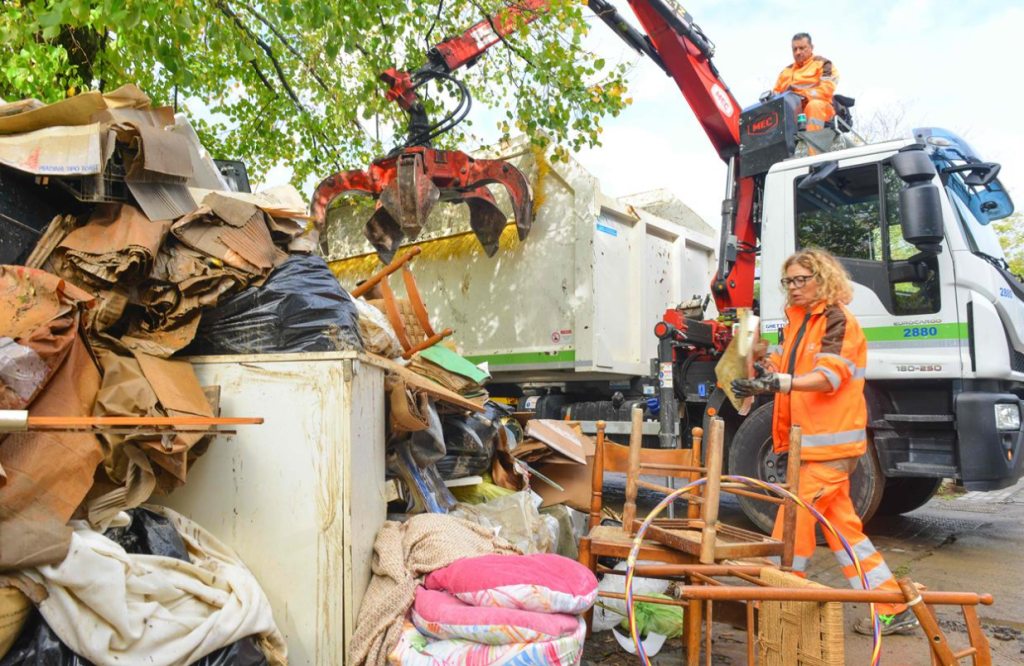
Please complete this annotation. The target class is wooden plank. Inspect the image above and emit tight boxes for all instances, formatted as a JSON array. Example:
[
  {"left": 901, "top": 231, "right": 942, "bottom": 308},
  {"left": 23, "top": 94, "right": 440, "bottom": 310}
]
[{"left": 367, "top": 352, "right": 485, "bottom": 412}]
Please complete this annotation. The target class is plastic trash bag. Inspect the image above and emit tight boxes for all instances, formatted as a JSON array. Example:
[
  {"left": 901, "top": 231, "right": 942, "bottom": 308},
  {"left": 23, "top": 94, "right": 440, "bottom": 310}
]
[
  {"left": 620, "top": 593, "right": 683, "bottom": 638},
  {"left": 188, "top": 254, "right": 363, "bottom": 355},
  {"left": 104, "top": 508, "right": 189, "bottom": 562},
  {"left": 435, "top": 402, "right": 513, "bottom": 480},
  {"left": 407, "top": 400, "right": 445, "bottom": 466},
  {"left": 592, "top": 561, "right": 670, "bottom": 632},
  {"left": 0, "top": 610, "right": 268, "bottom": 666},
  {"left": 353, "top": 298, "right": 402, "bottom": 358},
  {"left": 387, "top": 440, "right": 457, "bottom": 514},
  {"left": 450, "top": 491, "right": 559, "bottom": 554}
]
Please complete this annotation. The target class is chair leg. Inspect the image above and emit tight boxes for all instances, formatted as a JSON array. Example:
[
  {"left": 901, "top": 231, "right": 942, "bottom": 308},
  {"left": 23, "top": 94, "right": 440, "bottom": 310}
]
[
  {"left": 685, "top": 582, "right": 703, "bottom": 666},
  {"left": 579, "top": 537, "right": 595, "bottom": 637}
]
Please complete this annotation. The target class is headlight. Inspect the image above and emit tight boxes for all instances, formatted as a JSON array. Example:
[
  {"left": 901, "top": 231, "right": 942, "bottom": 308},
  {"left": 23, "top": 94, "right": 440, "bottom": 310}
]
[{"left": 995, "top": 404, "right": 1021, "bottom": 431}]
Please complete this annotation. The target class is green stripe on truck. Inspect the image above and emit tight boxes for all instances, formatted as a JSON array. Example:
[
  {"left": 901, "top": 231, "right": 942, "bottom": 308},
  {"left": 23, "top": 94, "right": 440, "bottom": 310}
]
[
  {"left": 763, "top": 323, "right": 966, "bottom": 345},
  {"left": 465, "top": 350, "right": 577, "bottom": 366}
]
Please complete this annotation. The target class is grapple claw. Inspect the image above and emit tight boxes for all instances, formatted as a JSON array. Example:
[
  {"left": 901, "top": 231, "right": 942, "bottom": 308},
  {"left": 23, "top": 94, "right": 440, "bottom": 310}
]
[
  {"left": 456, "top": 186, "right": 506, "bottom": 258},
  {"left": 364, "top": 202, "right": 404, "bottom": 264},
  {"left": 311, "top": 146, "right": 533, "bottom": 260},
  {"left": 379, "top": 153, "right": 440, "bottom": 240}
]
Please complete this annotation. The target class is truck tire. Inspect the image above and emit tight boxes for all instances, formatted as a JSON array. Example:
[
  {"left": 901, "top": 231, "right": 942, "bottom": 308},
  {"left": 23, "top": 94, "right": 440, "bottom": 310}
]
[
  {"left": 875, "top": 477, "right": 943, "bottom": 516},
  {"left": 727, "top": 401, "right": 885, "bottom": 535}
]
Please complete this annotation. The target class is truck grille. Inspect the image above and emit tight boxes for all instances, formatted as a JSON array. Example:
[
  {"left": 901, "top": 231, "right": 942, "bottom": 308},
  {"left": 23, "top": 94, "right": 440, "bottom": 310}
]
[
  {"left": 1013, "top": 347, "right": 1024, "bottom": 374},
  {"left": 1008, "top": 331, "right": 1024, "bottom": 373}
]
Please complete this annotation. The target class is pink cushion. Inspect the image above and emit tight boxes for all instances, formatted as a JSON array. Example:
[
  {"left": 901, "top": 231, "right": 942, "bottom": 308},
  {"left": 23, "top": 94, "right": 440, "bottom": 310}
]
[
  {"left": 412, "top": 589, "right": 581, "bottom": 645},
  {"left": 424, "top": 553, "right": 598, "bottom": 615}
]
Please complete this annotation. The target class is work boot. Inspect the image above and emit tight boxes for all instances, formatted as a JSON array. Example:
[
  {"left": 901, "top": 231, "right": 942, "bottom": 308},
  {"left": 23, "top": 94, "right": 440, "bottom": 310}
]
[{"left": 853, "top": 609, "right": 920, "bottom": 636}]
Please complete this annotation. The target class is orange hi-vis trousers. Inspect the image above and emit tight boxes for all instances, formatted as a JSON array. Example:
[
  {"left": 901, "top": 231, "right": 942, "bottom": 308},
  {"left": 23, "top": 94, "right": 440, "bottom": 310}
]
[{"left": 770, "top": 462, "right": 906, "bottom": 615}]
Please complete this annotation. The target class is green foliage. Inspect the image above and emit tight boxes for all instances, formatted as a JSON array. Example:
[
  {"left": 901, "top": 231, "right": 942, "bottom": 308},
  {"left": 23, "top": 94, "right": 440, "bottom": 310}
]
[
  {"left": 994, "top": 213, "right": 1024, "bottom": 277},
  {"left": 0, "top": 0, "right": 632, "bottom": 187}
]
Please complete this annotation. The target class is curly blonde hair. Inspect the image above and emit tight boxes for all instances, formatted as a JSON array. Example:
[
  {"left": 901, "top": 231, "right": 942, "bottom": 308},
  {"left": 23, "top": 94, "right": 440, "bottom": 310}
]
[{"left": 782, "top": 248, "right": 853, "bottom": 306}]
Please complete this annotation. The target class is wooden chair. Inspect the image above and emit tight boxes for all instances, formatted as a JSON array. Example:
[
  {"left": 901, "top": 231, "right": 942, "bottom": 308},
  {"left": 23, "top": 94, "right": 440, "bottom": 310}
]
[{"left": 578, "top": 407, "right": 802, "bottom": 664}]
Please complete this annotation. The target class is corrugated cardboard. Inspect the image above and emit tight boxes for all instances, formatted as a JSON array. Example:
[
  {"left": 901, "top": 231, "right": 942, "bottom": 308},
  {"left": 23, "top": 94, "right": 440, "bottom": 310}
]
[
  {"left": 115, "top": 121, "right": 194, "bottom": 182},
  {"left": 524, "top": 420, "right": 593, "bottom": 464},
  {"left": 125, "top": 181, "right": 198, "bottom": 222},
  {"left": 0, "top": 123, "right": 106, "bottom": 176},
  {"left": 532, "top": 455, "right": 594, "bottom": 512},
  {"left": 56, "top": 204, "right": 170, "bottom": 285},
  {"left": 0, "top": 336, "right": 103, "bottom": 570},
  {"left": 171, "top": 206, "right": 284, "bottom": 275},
  {"left": 0, "top": 84, "right": 149, "bottom": 135},
  {"left": 192, "top": 185, "right": 309, "bottom": 219},
  {"left": 132, "top": 351, "right": 214, "bottom": 417}
]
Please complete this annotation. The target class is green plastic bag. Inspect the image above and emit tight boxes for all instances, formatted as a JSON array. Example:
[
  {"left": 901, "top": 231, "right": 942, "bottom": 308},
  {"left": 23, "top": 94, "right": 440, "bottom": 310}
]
[{"left": 618, "top": 593, "right": 684, "bottom": 638}]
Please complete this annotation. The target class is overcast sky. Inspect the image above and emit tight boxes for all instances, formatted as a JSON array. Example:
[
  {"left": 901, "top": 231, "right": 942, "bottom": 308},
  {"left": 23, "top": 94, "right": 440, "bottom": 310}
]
[{"left": 264, "top": 0, "right": 1024, "bottom": 228}]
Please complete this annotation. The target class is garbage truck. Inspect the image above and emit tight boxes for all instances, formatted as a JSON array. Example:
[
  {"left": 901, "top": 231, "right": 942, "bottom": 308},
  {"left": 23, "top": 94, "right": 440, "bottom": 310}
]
[{"left": 318, "top": 0, "right": 1024, "bottom": 531}]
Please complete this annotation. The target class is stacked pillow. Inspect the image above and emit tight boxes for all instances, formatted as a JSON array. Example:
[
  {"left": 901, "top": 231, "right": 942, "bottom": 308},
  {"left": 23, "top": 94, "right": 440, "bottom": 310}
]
[{"left": 389, "top": 554, "right": 598, "bottom": 665}]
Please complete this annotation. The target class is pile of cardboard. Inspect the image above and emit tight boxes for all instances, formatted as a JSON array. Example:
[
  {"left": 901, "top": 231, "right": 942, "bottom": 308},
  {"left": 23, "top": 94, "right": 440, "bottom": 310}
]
[{"left": 0, "top": 86, "right": 322, "bottom": 570}]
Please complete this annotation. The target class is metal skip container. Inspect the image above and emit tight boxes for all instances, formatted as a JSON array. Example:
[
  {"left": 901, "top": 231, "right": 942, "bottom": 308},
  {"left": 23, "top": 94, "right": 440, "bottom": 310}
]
[{"left": 325, "top": 137, "right": 718, "bottom": 384}]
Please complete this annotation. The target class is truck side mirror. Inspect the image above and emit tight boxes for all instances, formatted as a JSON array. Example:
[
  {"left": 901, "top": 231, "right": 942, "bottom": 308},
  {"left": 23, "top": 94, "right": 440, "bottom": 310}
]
[{"left": 892, "top": 146, "right": 944, "bottom": 255}]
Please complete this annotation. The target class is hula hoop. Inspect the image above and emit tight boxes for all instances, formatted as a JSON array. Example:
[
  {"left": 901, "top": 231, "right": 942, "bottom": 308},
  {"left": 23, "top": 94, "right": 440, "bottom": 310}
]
[{"left": 623, "top": 475, "right": 883, "bottom": 666}]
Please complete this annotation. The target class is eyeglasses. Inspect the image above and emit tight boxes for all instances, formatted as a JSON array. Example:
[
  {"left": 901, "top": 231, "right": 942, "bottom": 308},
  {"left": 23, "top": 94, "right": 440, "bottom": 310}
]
[{"left": 781, "top": 274, "right": 817, "bottom": 289}]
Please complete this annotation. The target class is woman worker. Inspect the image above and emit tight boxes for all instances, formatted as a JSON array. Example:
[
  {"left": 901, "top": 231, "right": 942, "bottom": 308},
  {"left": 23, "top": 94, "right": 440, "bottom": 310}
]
[{"left": 732, "top": 248, "right": 919, "bottom": 636}]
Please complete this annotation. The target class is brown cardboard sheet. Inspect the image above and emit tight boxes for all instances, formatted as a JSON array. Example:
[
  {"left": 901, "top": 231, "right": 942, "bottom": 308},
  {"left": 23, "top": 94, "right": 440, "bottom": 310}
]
[
  {"left": 132, "top": 351, "right": 213, "bottom": 417},
  {"left": 524, "top": 420, "right": 593, "bottom": 464},
  {"left": 531, "top": 456, "right": 594, "bottom": 512},
  {"left": 0, "top": 336, "right": 103, "bottom": 570},
  {"left": 115, "top": 121, "right": 194, "bottom": 182},
  {"left": 0, "top": 84, "right": 149, "bottom": 135},
  {"left": 191, "top": 184, "right": 309, "bottom": 219},
  {"left": 171, "top": 207, "right": 284, "bottom": 275},
  {"left": 55, "top": 204, "right": 170, "bottom": 285},
  {"left": 125, "top": 181, "right": 198, "bottom": 222}
]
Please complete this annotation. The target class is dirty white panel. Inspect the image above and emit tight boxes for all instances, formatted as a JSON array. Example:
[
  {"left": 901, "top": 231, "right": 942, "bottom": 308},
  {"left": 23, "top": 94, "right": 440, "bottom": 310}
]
[
  {"left": 592, "top": 209, "right": 638, "bottom": 370},
  {"left": 158, "top": 352, "right": 387, "bottom": 666},
  {"left": 641, "top": 227, "right": 678, "bottom": 365}
]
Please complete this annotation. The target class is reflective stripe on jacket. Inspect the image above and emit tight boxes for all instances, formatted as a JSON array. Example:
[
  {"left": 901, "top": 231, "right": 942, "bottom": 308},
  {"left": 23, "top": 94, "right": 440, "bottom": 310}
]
[
  {"left": 767, "top": 301, "right": 867, "bottom": 461},
  {"left": 773, "top": 55, "right": 838, "bottom": 106}
]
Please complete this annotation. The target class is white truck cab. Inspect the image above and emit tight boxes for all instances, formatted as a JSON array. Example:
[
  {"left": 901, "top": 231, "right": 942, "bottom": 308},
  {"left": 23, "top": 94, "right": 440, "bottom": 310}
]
[{"left": 725, "top": 127, "right": 1024, "bottom": 528}]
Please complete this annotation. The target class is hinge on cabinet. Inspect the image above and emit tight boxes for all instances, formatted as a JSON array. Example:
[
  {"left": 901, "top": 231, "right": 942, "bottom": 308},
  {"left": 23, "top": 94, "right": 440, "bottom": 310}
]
[{"left": 343, "top": 358, "right": 355, "bottom": 382}]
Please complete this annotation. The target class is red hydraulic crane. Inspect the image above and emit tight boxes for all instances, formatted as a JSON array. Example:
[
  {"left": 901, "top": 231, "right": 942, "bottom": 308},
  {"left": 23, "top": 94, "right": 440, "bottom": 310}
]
[{"left": 311, "top": 0, "right": 757, "bottom": 311}]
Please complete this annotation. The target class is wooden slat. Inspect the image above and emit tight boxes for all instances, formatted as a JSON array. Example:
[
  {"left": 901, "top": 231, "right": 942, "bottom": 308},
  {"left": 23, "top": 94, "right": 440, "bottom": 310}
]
[
  {"left": 602, "top": 440, "right": 701, "bottom": 478},
  {"left": 782, "top": 424, "right": 803, "bottom": 569}
]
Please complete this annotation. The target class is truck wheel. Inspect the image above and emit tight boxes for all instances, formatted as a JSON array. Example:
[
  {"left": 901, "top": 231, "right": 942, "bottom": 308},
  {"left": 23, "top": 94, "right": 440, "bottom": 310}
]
[
  {"left": 728, "top": 402, "right": 885, "bottom": 535},
  {"left": 875, "top": 477, "right": 943, "bottom": 516}
]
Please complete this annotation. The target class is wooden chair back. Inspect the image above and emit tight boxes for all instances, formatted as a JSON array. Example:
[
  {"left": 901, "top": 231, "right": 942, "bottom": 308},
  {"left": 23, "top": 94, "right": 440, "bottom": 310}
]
[{"left": 588, "top": 409, "right": 706, "bottom": 531}]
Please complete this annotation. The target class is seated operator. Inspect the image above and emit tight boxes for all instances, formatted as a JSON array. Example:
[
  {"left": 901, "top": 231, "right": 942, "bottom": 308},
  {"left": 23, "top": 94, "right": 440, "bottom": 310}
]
[{"left": 774, "top": 32, "right": 838, "bottom": 131}]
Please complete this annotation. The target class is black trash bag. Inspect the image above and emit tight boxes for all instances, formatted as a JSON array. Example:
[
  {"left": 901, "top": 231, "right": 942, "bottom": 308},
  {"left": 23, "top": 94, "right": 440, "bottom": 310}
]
[
  {"left": 434, "top": 401, "right": 513, "bottom": 480},
  {"left": 104, "top": 508, "right": 189, "bottom": 562},
  {"left": 0, "top": 611, "right": 268, "bottom": 666},
  {"left": 187, "top": 254, "right": 363, "bottom": 355}
]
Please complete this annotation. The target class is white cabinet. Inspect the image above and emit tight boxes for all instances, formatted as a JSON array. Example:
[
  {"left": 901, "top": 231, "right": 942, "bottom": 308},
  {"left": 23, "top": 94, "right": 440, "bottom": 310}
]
[{"left": 159, "top": 352, "right": 387, "bottom": 666}]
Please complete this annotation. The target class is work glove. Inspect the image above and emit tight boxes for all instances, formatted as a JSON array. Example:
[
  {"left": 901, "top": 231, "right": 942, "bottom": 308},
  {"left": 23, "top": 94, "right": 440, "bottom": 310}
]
[{"left": 731, "top": 363, "right": 792, "bottom": 398}]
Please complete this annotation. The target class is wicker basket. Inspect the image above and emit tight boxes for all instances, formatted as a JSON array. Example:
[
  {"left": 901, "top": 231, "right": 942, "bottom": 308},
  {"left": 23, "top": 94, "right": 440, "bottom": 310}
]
[
  {"left": 757, "top": 568, "right": 845, "bottom": 666},
  {"left": 367, "top": 298, "right": 429, "bottom": 348}
]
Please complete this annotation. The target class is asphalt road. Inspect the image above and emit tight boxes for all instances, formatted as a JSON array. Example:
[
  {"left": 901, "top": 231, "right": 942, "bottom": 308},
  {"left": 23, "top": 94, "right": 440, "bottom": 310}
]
[{"left": 584, "top": 475, "right": 1024, "bottom": 665}]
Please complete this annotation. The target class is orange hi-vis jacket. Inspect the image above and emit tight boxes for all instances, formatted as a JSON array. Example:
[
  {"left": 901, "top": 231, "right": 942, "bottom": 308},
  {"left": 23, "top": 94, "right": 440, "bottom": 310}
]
[
  {"left": 767, "top": 301, "right": 868, "bottom": 461},
  {"left": 773, "top": 55, "right": 838, "bottom": 106}
]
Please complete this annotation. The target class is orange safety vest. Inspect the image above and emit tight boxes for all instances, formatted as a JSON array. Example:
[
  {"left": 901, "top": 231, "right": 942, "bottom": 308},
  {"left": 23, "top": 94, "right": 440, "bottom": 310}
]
[
  {"left": 773, "top": 55, "right": 839, "bottom": 106},
  {"left": 767, "top": 301, "right": 867, "bottom": 461}
]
